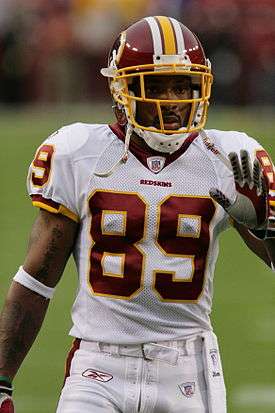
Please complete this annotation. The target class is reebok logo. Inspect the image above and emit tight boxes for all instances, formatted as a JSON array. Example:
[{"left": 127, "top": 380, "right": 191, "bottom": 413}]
[{"left": 82, "top": 369, "right": 113, "bottom": 382}]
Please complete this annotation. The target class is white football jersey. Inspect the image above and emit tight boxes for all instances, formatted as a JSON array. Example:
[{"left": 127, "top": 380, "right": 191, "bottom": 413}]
[{"left": 27, "top": 123, "right": 274, "bottom": 344}]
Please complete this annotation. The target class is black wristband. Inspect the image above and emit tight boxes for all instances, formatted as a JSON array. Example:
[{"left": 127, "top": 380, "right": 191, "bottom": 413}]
[
  {"left": 249, "top": 228, "right": 266, "bottom": 239},
  {"left": 0, "top": 376, "right": 13, "bottom": 396},
  {"left": 249, "top": 217, "right": 275, "bottom": 240}
]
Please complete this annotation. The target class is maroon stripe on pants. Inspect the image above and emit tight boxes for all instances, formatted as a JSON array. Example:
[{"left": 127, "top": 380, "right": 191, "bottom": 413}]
[{"left": 63, "top": 338, "right": 81, "bottom": 386}]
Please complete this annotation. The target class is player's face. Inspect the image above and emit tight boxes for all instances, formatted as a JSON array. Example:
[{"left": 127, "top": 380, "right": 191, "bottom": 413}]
[{"left": 135, "top": 75, "right": 193, "bottom": 131}]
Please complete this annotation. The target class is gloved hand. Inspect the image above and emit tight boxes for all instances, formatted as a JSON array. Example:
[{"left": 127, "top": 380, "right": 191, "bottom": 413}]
[
  {"left": 0, "top": 394, "right": 14, "bottom": 413},
  {"left": 0, "top": 378, "right": 14, "bottom": 413},
  {"left": 210, "top": 150, "right": 268, "bottom": 229}
]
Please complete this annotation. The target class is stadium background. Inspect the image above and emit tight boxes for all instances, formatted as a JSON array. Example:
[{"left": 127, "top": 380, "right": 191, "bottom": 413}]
[{"left": 1, "top": 1, "right": 275, "bottom": 412}]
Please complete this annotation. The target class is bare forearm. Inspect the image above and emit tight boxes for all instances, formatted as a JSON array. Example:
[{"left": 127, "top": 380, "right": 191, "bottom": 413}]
[
  {"left": 263, "top": 238, "right": 275, "bottom": 268},
  {"left": 0, "top": 210, "right": 78, "bottom": 380},
  {"left": 233, "top": 221, "right": 271, "bottom": 267},
  {"left": 0, "top": 282, "right": 49, "bottom": 380}
]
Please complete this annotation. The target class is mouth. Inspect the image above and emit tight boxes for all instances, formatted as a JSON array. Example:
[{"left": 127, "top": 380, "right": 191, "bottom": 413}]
[{"left": 154, "top": 115, "right": 181, "bottom": 130}]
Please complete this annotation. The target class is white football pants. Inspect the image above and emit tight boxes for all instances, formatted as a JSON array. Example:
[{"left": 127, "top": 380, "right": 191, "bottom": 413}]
[{"left": 56, "top": 332, "right": 226, "bottom": 413}]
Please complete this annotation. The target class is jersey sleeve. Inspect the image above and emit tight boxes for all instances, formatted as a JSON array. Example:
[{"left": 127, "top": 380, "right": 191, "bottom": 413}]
[{"left": 27, "top": 126, "right": 79, "bottom": 222}]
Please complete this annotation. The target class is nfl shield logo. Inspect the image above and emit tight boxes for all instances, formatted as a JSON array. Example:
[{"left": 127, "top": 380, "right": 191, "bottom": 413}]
[
  {"left": 179, "top": 381, "right": 195, "bottom": 398},
  {"left": 147, "top": 156, "right": 165, "bottom": 173}
]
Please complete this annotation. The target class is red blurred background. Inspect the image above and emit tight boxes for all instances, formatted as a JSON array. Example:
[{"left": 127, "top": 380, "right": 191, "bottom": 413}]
[{"left": 0, "top": 0, "right": 274, "bottom": 106}]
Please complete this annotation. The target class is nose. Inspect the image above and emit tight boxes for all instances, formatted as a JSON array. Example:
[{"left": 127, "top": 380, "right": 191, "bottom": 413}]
[
  {"left": 160, "top": 89, "right": 184, "bottom": 113},
  {"left": 159, "top": 89, "right": 178, "bottom": 112},
  {"left": 160, "top": 88, "right": 178, "bottom": 100}
]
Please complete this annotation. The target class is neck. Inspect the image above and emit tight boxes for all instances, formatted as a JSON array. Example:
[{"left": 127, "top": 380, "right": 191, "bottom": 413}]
[{"left": 131, "top": 131, "right": 151, "bottom": 151}]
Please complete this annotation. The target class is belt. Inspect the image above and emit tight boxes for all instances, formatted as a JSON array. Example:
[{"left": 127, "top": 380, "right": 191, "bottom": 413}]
[{"left": 79, "top": 336, "right": 203, "bottom": 366}]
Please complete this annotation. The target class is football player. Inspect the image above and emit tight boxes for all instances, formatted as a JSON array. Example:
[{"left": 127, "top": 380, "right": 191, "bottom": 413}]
[{"left": 0, "top": 16, "right": 275, "bottom": 413}]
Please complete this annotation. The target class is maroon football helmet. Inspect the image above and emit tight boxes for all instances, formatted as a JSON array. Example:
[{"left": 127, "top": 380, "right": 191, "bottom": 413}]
[{"left": 101, "top": 16, "right": 213, "bottom": 152}]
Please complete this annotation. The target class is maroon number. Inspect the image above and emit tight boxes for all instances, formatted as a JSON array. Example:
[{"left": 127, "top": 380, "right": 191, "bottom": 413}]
[
  {"left": 88, "top": 191, "right": 215, "bottom": 302},
  {"left": 256, "top": 149, "right": 275, "bottom": 212},
  {"left": 154, "top": 196, "right": 215, "bottom": 302},
  {"left": 31, "top": 144, "right": 54, "bottom": 187},
  {"left": 88, "top": 190, "right": 146, "bottom": 298}
]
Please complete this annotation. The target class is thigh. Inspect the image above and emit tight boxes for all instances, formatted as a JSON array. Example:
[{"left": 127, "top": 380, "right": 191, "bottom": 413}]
[
  {"left": 56, "top": 348, "right": 123, "bottom": 413},
  {"left": 56, "top": 376, "right": 121, "bottom": 413},
  {"left": 156, "top": 353, "right": 208, "bottom": 413}
]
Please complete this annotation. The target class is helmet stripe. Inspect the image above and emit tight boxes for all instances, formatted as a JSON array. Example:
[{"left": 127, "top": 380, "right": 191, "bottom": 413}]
[
  {"left": 116, "top": 31, "right": 126, "bottom": 65},
  {"left": 155, "top": 16, "right": 176, "bottom": 54},
  {"left": 145, "top": 16, "right": 163, "bottom": 55},
  {"left": 169, "top": 17, "right": 186, "bottom": 54}
]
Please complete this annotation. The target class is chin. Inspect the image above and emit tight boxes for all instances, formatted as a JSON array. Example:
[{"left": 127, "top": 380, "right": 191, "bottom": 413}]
[{"left": 163, "top": 124, "right": 181, "bottom": 131}]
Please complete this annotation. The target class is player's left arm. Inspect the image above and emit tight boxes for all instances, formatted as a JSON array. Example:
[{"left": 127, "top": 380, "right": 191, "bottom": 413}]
[
  {"left": 210, "top": 149, "right": 275, "bottom": 269},
  {"left": 231, "top": 220, "right": 275, "bottom": 268}
]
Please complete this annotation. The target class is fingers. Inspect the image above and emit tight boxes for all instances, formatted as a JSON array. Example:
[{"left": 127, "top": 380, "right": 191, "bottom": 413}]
[
  {"left": 228, "top": 152, "right": 242, "bottom": 184},
  {"left": 253, "top": 158, "right": 267, "bottom": 196},
  {"left": 209, "top": 188, "right": 232, "bottom": 210},
  {"left": 252, "top": 157, "right": 261, "bottom": 189},
  {"left": 229, "top": 150, "right": 264, "bottom": 192},
  {"left": 240, "top": 150, "right": 252, "bottom": 184}
]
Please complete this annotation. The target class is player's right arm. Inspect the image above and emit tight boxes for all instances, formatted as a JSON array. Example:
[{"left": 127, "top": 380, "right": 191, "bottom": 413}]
[
  {"left": 0, "top": 124, "right": 82, "bottom": 411},
  {"left": 0, "top": 209, "right": 78, "bottom": 411},
  {"left": 0, "top": 210, "right": 78, "bottom": 379}
]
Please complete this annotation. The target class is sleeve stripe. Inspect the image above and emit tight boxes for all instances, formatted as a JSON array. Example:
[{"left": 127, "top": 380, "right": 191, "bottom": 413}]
[
  {"left": 31, "top": 195, "right": 79, "bottom": 223},
  {"left": 31, "top": 194, "right": 60, "bottom": 209},
  {"left": 59, "top": 205, "right": 79, "bottom": 223}
]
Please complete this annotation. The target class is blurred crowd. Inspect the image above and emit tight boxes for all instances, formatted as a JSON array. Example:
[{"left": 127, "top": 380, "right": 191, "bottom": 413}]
[{"left": 0, "top": 0, "right": 274, "bottom": 105}]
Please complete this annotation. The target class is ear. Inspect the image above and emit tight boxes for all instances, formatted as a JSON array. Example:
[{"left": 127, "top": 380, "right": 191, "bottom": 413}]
[{"left": 114, "top": 105, "right": 127, "bottom": 126}]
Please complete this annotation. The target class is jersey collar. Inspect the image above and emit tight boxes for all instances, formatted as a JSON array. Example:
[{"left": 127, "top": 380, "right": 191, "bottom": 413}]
[{"left": 109, "top": 123, "right": 199, "bottom": 173}]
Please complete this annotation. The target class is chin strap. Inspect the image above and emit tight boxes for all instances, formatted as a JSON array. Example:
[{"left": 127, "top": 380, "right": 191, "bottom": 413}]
[
  {"left": 94, "top": 124, "right": 133, "bottom": 178},
  {"left": 134, "top": 126, "right": 189, "bottom": 153}
]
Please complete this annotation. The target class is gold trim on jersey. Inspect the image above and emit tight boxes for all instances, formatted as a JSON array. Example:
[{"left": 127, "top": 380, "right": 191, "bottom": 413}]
[
  {"left": 101, "top": 210, "right": 127, "bottom": 236},
  {"left": 31, "top": 144, "right": 55, "bottom": 188},
  {"left": 199, "top": 197, "right": 217, "bottom": 302},
  {"left": 153, "top": 255, "right": 195, "bottom": 294},
  {"left": 177, "top": 214, "right": 201, "bottom": 238},
  {"left": 86, "top": 189, "right": 148, "bottom": 300},
  {"left": 32, "top": 200, "right": 79, "bottom": 223},
  {"left": 101, "top": 252, "right": 125, "bottom": 278},
  {"left": 155, "top": 16, "right": 176, "bottom": 54},
  {"left": 255, "top": 148, "right": 275, "bottom": 185},
  {"left": 152, "top": 259, "right": 195, "bottom": 303},
  {"left": 261, "top": 156, "right": 271, "bottom": 167},
  {"left": 38, "top": 151, "right": 49, "bottom": 161},
  {"left": 267, "top": 172, "right": 274, "bottom": 183},
  {"left": 153, "top": 193, "right": 217, "bottom": 303}
]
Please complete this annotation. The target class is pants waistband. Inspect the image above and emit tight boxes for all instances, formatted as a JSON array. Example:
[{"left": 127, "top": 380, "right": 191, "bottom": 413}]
[{"left": 78, "top": 336, "right": 203, "bottom": 365}]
